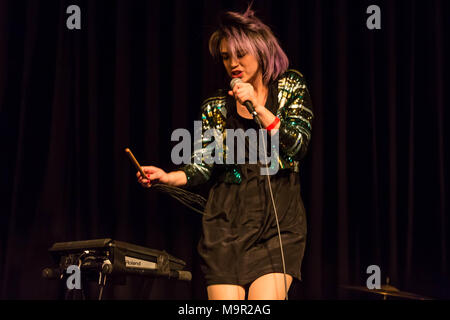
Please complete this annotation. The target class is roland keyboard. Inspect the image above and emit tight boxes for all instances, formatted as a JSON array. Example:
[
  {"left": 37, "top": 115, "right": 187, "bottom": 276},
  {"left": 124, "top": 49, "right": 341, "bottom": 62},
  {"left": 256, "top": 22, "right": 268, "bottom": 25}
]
[{"left": 44, "top": 238, "right": 191, "bottom": 281}]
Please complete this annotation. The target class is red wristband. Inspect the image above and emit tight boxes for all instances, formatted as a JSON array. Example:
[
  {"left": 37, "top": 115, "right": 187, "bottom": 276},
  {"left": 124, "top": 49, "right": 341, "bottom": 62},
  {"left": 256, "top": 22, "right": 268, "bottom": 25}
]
[{"left": 266, "top": 116, "right": 280, "bottom": 131}]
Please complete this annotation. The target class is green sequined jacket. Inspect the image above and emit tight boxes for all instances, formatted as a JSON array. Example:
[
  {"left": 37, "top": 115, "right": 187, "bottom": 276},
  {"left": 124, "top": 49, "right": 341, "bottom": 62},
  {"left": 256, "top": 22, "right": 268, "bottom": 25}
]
[{"left": 179, "top": 69, "right": 313, "bottom": 187}]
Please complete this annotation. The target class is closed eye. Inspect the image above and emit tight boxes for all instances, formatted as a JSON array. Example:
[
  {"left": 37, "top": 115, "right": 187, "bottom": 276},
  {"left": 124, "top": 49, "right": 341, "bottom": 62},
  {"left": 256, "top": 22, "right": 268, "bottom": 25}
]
[{"left": 237, "top": 51, "right": 246, "bottom": 58}]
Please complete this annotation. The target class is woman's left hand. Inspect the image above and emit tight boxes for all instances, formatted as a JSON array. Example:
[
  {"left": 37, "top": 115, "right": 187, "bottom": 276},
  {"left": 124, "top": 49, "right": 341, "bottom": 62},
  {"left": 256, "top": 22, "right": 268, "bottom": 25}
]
[{"left": 228, "top": 82, "right": 258, "bottom": 107}]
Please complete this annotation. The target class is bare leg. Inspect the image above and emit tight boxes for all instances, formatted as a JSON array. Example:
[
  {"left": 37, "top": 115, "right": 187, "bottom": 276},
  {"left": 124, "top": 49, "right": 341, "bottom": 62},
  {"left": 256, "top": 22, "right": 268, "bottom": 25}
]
[
  {"left": 247, "top": 273, "right": 293, "bottom": 300},
  {"left": 207, "top": 284, "right": 246, "bottom": 300}
]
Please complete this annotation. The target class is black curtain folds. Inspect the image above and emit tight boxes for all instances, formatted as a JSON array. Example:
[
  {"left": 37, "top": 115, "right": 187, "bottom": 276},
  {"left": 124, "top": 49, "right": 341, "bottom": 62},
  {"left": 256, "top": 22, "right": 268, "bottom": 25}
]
[{"left": 0, "top": 0, "right": 449, "bottom": 299}]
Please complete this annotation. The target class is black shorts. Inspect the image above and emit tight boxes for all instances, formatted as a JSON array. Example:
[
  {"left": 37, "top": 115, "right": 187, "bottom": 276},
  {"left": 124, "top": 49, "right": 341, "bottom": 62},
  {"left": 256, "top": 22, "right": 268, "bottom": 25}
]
[{"left": 198, "top": 166, "right": 307, "bottom": 287}]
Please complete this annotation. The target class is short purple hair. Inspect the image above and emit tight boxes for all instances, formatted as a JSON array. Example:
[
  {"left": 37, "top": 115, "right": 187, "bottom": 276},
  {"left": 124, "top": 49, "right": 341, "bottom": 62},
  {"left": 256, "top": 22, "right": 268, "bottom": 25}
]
[{"left": 209, "top": 6, "right": 289, "bottom": 85}]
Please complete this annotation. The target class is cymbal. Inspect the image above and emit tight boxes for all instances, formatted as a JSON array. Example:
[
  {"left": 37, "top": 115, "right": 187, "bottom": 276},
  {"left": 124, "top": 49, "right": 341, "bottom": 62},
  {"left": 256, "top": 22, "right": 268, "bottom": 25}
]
[{"left": 340, "top": 285, "right": 433, "bottom": 300}]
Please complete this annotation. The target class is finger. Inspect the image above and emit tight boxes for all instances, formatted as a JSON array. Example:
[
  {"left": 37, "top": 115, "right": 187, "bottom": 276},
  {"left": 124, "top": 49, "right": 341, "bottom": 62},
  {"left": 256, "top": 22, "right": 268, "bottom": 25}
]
[
  {"left": 233, "top": 88, "right": 244, "bottom": 99},
  {"left": 235, "top": 88, "right": 247, "bottom": 96},
  {"left": 237, "top": 87, "right": 251, "bottom": 95},
  {"left": 144, "top": 174, "right": 153, "bottom": 187},
  {"left": 139, "top": 174, "right": 151, "bottom": 183},
  {"left": 140, "top": 180, "right": 151, "bottom": 188},
  {"left": 235, "top": 91, "right": 248, "bottom": 101},
  {"left": 149, "top": 172, "right": 163, "bottom": 181},
  {"left": 228, "top": 90, "right": 234, "bottom": 96},
  {"left": 142, "top": 166, "right": 158, "bottom": 174},
  {"left": 137, "top": 171, "right": 148, "bottom": 179}
]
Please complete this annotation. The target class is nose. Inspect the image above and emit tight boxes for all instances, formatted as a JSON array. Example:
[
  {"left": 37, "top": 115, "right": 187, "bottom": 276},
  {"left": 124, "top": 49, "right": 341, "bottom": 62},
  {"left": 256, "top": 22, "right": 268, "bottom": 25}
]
[{"left": 230, "top": 56, "right": 239, "bottom": 68}]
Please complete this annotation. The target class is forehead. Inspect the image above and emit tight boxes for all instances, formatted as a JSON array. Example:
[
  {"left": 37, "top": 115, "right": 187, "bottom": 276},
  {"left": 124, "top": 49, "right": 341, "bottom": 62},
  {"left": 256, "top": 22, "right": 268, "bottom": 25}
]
[
  {"left": 219, "top": 38, "right": 228, "bottom": 52},
  {"left": 219, "top": 38, "right": 246, "bottom": 55}
]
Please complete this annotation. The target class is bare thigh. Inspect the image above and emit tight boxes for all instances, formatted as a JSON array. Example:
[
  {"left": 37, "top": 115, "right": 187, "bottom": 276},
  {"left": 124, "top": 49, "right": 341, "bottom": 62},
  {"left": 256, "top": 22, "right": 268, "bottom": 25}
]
[
  {"left": 248, "top": 273, "right": 293, "bottom": 300},
  {"left": 207, "top": 284, "right": 246, "bottom": 300}
]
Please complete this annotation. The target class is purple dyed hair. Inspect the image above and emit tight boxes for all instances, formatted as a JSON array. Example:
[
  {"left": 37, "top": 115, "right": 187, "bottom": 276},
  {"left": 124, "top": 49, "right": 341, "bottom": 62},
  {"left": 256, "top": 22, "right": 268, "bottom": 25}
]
[{"left": 209, "top": 5, "right": 289, "bottom": 85}]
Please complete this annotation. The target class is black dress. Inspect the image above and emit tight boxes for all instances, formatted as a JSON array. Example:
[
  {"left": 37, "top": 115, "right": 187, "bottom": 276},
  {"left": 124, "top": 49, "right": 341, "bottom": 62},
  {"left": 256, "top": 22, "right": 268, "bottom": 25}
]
[{"left": 198, "top": 81, "right": 308, "bottom": 287}]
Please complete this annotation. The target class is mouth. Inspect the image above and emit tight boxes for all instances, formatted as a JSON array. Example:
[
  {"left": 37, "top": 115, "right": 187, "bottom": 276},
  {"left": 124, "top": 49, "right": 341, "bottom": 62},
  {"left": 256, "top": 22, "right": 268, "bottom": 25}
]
[{"left": 231, "top": 70, "right": 243, "bottom": 78}]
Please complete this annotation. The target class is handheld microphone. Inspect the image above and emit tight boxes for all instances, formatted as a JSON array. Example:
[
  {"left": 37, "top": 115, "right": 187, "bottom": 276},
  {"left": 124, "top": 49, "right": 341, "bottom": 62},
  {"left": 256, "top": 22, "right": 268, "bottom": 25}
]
[{"left": 230, "top": 78, "right": 259, "bottom": 119}]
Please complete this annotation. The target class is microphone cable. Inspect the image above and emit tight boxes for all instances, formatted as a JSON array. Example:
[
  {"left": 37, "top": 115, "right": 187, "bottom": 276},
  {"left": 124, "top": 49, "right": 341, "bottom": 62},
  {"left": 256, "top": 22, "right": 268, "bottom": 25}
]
[
  {"left": 251, "top": 113, "right": 289, "bottom": 301},
  {"left": 230, "top": 78, "right": 289, "bottom": 300}
]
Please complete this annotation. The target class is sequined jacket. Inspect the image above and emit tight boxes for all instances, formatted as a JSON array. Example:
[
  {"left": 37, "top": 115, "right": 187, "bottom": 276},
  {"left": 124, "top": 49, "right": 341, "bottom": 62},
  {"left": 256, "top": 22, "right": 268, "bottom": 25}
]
[{"left": 179, "top": 69, "right": 313, "bottom": 187}]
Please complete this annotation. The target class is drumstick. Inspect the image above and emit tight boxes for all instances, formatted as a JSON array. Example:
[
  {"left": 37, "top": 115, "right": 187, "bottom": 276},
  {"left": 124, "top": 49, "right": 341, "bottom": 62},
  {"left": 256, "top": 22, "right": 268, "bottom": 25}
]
[{"left": 124, "top": 148, "right": 149, "bottom": 182}]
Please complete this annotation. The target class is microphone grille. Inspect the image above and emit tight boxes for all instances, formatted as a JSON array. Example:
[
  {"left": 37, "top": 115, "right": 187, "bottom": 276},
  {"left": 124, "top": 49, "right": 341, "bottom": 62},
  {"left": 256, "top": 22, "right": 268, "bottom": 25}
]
[{"left": 230, "top": 78, "right": 242, "bottom": 89}]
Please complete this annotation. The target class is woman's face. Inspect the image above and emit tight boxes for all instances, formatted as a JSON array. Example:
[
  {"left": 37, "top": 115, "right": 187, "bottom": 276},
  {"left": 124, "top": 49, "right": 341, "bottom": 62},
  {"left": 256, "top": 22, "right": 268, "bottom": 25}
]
[{"left": 220, "top": 38, "right": 261, "bottom": 84}]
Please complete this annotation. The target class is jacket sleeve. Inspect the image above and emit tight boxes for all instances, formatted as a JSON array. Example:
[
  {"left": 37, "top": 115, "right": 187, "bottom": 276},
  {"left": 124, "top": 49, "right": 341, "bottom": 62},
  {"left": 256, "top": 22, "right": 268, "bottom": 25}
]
[
  {"left": 277, "top": 72, "right": 314, "bottom": 161},
  {"left": 178, "top": 97, "right": 225, "bottom": 188}
]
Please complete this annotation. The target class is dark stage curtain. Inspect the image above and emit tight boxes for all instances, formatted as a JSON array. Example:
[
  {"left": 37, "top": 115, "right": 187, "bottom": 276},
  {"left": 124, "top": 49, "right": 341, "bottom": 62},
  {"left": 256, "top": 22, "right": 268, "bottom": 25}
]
[{"left": 0, "top": 0, "right": 449, "bottom": 299}]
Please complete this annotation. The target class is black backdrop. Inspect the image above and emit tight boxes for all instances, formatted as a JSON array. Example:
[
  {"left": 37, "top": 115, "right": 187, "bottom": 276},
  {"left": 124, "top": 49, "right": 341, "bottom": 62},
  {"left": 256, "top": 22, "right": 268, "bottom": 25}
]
[{"left": 0, "top": 0, "right": 449, "bottom": 300}]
